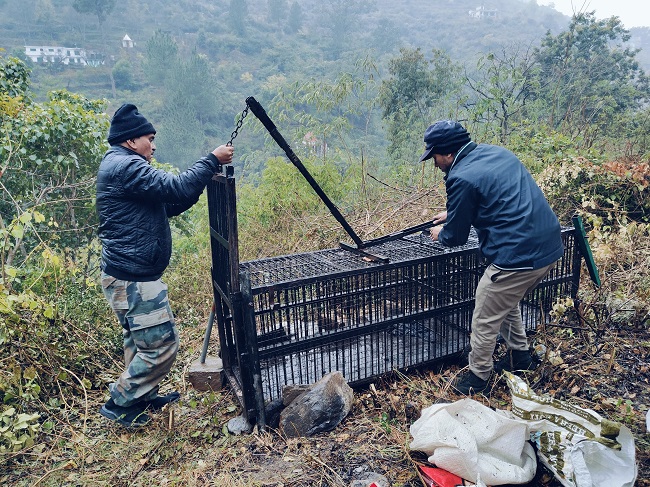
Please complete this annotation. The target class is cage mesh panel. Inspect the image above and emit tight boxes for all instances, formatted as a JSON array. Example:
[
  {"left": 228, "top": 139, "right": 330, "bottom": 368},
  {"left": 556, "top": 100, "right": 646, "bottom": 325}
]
[
  {"left": 207, "top": 176, "right": 232, "bottom": 297},
  {"left": 240, "top": 229, "right": 576, "bottom": 402}
]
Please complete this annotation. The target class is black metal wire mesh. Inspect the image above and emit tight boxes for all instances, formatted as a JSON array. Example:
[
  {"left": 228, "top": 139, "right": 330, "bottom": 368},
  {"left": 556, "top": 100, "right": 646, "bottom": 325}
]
[
  {"left": 240, "top": 229, "right": 577, "bottom": 403},
  {"left": 207, "top": 176, "right": 580, "bottom": 414}
]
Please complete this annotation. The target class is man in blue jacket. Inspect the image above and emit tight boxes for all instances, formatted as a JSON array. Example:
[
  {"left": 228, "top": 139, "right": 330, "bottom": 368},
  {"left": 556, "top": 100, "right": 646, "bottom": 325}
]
[
  {"left": 421, "top": 121, "right": 564, "bottom": 395},
  {"left": 96, "top": 104, "right": 234, "bottom": 426}
]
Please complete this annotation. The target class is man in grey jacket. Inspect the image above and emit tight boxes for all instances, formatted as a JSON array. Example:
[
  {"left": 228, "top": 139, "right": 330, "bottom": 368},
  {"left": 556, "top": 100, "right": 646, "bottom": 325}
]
[
  {"left": 420, "top": 120, "right": 563, "bottom": 395},
  {"left": 96, "top": 104, "right": 233, "bottom": 427}
]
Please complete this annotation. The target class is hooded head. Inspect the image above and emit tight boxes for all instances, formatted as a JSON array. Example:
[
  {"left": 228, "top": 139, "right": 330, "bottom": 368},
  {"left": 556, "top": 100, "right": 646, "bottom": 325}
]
[
  {"left": 419, "top": 120, "right": 471, "bottom": 162},
  {"left": 107, "top": 103, "right": 156, "bottom": 145}
]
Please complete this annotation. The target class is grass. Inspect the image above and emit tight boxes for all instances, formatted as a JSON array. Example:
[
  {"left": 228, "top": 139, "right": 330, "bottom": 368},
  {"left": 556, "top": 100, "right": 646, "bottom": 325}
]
[{"left": 2, "top": 187, "right": 649, "bottom": 486}]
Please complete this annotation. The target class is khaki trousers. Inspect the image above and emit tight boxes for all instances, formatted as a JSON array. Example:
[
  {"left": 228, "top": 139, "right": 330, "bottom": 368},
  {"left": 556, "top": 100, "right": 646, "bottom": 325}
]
[{"left": 469, "top": 262, "right": 556, "bottom": 380}]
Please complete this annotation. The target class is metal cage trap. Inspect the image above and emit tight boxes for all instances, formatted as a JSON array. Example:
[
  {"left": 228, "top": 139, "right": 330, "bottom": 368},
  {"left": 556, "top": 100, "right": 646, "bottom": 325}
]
[{"left": 203, "top": 97, "right": 583, "bottom": 428}]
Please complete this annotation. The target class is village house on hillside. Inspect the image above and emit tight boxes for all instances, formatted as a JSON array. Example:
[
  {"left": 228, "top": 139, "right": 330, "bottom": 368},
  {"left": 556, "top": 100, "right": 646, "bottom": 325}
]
[
  {"left": 24, "top": 33, "right": 134, "bottom": 67},
  {"left": 122, "top": 34, "right": 134, "bottom": 48},
  {"left": 24, "top": 45, "right": 104, "bottom": 66},
  {"left": 469, "top": 5, "right": 499, "bottom": 19}
]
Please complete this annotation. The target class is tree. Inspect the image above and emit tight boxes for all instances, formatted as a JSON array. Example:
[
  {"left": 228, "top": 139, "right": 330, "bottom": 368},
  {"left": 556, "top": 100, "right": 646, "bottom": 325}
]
[
  {"left": 370, "top": 18, "right": 400, "bottom": 55},
  {"left": 319, "top": 0, "right": 375, "bottom": 60},
  {"left": 268, "top": 0, "right": 287, "bottom": 26},
  {"left": 0, "top": 55, "right": 108, "bottom": 274},
  {"left": 143, "top": 30, "right": 179, "bottom": 85},
  {"left": 464, "top": 44, "right": 539, "bottom": 144},
  {"left": 112, "top": 58, "right": 135, "bottom": 90},
  {"left": 71, "top": 0, "right": 115, "bottom": 23},
  {"left": 379, "top": 48, "right": 463, "bottom": 169},
  {"left": 72, "top": 0, "right": 117, "bottom": 97},
  {"left": 533, "top": 12, "right": 650, "bottom": 145},
  {"left": 155, "top": 52, "right": 227, "bottom": 167},
  {"left": 229, "top": 0, "right": 248, "bottom": 36},
  {"left": 0, "top": 55, "right": 30, "bottom": 98},
  {"left": 285, "top": 2, "right": 302, "bottom": 35}
]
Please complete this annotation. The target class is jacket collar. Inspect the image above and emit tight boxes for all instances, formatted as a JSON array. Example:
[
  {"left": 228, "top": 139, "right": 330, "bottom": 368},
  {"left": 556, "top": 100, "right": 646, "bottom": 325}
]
[
  {"left": 445, "top": 141, "right": 477, "bottom": 179},
  {"left": 110, "top": 144, "right": 146, "bottom": 160}
]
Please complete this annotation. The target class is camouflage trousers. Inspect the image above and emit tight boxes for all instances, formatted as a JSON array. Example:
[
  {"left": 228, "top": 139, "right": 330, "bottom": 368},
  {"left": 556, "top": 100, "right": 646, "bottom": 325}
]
[{"left": 101, "top": 273, "right": 180, "bottom": 407}]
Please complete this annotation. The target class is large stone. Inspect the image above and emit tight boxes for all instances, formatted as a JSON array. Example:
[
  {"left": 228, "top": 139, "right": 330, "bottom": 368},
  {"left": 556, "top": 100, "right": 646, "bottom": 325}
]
[
  {"left": 187, "top": 356, "right": 224, "bottom": 392},
  {"left": 227, "top": 415, "right": 253, "bottom": 435},
  {"left": 279, "top": 371, "right": 354, "bottom": 438},
  {"left": 282, "top": 384, "right": 310, "bottom": 406}
]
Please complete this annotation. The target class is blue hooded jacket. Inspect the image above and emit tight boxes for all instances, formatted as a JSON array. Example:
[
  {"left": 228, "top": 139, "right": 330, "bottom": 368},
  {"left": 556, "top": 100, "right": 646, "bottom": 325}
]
[
  {"left": 437, "top": 143, "right": 564, "bottom": 269},
  {"left": 96, "top": 145, "right": 222, "bottom": 281}
]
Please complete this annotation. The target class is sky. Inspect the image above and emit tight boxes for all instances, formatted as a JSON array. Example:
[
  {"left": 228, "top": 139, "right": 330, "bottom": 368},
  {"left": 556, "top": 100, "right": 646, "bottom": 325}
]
[{"left": 538, "top": 0, "right": 650, "bottom": 29}]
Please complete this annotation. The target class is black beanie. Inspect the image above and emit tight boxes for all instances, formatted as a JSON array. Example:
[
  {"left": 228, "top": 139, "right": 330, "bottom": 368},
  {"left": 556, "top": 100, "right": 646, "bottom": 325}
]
[{"left": 107, "top": 103, "right": 156, "bottom": 145}]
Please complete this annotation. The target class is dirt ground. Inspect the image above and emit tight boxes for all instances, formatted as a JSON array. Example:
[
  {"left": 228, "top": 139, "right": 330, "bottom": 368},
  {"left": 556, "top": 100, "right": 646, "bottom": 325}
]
[
  {"left": 182, "top": 319, "right": 649, "bottom": 487},
  {"left": 2, "top": 315, "right": 647, "bottom": 487}
]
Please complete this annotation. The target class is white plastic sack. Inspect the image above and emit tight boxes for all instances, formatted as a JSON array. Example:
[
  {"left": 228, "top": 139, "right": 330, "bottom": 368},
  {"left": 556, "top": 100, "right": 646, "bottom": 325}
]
[
  {"left": 409, "top": 398, "right": 537, "bottom": 485},
  {"left": 504, "top": 372, "right": 637, "bottom": 487}
]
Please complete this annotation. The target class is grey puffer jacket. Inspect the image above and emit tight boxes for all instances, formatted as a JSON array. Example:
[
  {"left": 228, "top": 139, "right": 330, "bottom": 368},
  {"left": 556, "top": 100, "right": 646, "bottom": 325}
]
[{"left": 97, "top": 145, "right": 221, "bottom": 281}]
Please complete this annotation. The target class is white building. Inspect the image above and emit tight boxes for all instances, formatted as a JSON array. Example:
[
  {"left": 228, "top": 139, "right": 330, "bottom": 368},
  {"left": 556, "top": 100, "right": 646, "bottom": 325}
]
[
  {"left": 122, "top": 34, "right": 134, "bottom": 48},
  {"left": 25, "top": 45, "right": 86, "bottom": 65},
  {"left": 24, "top": 45, "right": 104, "bottom": 67},
  {"left": 469, "top": 6, "right": 499, "bottom": 19}
]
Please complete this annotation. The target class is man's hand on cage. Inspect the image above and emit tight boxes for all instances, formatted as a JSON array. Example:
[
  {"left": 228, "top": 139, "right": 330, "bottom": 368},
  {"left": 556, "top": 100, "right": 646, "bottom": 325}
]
[
  {"left": 432, "top": 211, "right": 447, "bottom": 225},
  {"left": 212, "top": 144, "right": 234, "bottom": 164}
]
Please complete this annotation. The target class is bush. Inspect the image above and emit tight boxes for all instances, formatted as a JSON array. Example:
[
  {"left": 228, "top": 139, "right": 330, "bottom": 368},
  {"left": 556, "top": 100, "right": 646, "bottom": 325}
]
[{"left": 537, "top": 155, "right": 650, "bottom": 225}]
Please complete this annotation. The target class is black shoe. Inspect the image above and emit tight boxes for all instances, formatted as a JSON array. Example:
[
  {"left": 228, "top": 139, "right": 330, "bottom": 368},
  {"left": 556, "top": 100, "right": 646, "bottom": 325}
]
[
  {"left": 145, "top": 391, "right": 180, "bottom": 411},
  {"left": 494, "top": 349, "right": 535, "bottom": 373},
  {"left": 99, "top": 398, "right": 150, "bottom": 428},
  {"left": 452, "top": 371, "right": 491, "bottom": 395}
]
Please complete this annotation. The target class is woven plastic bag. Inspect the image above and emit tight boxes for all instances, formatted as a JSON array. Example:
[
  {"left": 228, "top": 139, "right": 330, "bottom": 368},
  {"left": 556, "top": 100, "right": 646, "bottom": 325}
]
[
  {"left": 504, "top": 372, "right": 637, "bottom": 487},
  {"left": 409, "top": 398, "right": 536, "bottom": 485}
]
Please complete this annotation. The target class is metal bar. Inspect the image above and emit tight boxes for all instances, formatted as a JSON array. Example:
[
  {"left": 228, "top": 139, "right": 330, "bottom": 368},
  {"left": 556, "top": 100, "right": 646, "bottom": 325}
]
[
  {"left": 245, "top": 96, "right": 364, "bottom": 248},
  {"left": 241, "top": 269, "right": 267, "bottom": 431},
  {"left": 572, "top": 215, "right": 600, "bottom": 287},
  {"left": 199, "top": 303, "right": 215, "bottom": 364},
  {"left": 359, "top": 220, "right": 436, "bottom": 247}
]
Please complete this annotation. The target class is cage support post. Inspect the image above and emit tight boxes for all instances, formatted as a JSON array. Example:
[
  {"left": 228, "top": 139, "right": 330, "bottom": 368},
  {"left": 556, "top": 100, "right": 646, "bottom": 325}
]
[
  {"left": 199, "top": 302, "right": 215, "bottom": 364},
  {"left": 188, "top": 302, "right": 224, "bottom": 392}
]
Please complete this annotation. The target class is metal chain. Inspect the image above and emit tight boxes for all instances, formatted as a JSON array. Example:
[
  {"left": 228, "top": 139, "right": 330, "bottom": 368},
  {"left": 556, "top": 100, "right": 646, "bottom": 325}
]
[{"left": 227, "top": 104, "right": 250, "bottom": 146}]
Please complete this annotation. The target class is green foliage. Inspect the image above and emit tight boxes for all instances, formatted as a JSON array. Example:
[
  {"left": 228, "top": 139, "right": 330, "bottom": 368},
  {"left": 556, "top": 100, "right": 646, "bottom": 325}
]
[
  {"left": 267, "top": 0, "right": 287, "bottom": 25},
  {"left": 285, "top": 1, "right": 303, "bottom": 35},
  {"left": 533, "top": 12, "right": 650, "bottom": 144},
  {"left": 112, "top": 58, "right": 135, "bottom": 90},
  {"left": 505, "top": 121, "right": 584, "bottom": 175},
  {"left": 465, "top": 45, "right": 540, "bottom": 143},
  {"left": 239, "top": 156, "right": 348, "bottom": 227},
  {"left": 0, "top": 62, "right": 117, "bottom": 458},
  {"left": 144, "top": 30, "right": 179, "bottom": 85},
  {"left": 318, "top": 0, "right": 376, "bottom": 60},
  {"left": 250, "top": 56, "right": 384, "bottom": 184},
  {"left": 229, "top": 0, "right": 248, "bottom": 36},
  {"left": 71, "top": 0, "right": 115, "bottom": 24},
  {"left": 0, "top": 406, "right": 40, "bottom": 453},
  {"left": 537, "top": 155, "right": 650, "bottom": 225},
  {"left": 0, "top": 55, "right": 30, "bottom": 99},
  {"left": 0, "top": 77, "right": 108, "bottom": 266},
  {"left": 379, "top": 48, "right": 463, "bottom": 170}
]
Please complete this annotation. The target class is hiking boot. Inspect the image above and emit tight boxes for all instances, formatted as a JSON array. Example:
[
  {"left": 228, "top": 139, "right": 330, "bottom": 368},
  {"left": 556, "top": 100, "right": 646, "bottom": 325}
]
[
  {"left": 494, "top": 349, "right": 535, "bottom": 373},
  {"left": 452, "top": 371, "right": 491, "bottom": 395},
  {"left": 145, "top": 391, "right": 180, "bottom": 411},
  {"left": 99, "top": 398, "right": 150, "bottom": 428}
]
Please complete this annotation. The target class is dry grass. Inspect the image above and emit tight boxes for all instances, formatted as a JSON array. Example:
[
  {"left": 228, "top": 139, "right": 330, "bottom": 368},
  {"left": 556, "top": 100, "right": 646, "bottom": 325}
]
[
  {"left": 2, "top": 306, "right": 647, "bottom": 487},
  {"left": 2, "top": 185, "right": 649, "bottom": 487}
]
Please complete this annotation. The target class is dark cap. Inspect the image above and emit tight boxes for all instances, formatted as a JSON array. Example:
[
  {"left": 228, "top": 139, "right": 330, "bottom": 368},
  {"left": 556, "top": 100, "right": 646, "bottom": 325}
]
[
  {"left": 107, "top": 103, "right": 156, "bottom": 145},
  {"left": 419, "top": 120, "right": 471, "bottom": 162}
]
